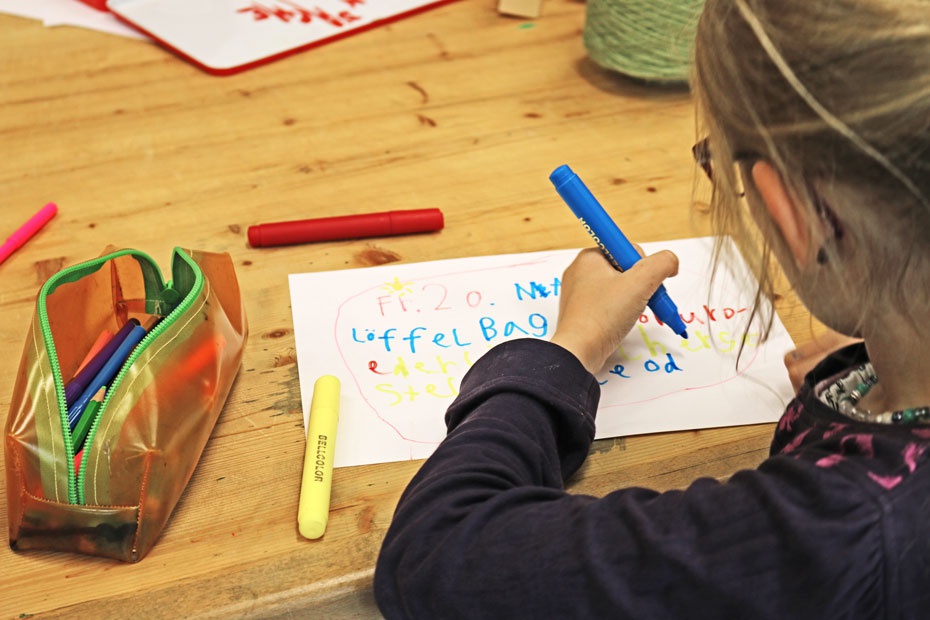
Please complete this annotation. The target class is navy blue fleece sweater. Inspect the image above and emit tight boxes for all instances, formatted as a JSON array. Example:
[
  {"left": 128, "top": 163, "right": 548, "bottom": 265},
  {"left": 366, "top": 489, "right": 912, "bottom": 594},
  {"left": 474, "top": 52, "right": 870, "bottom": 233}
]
[{"left": 375, "top": 339, "right": 930, "bottom": 619}]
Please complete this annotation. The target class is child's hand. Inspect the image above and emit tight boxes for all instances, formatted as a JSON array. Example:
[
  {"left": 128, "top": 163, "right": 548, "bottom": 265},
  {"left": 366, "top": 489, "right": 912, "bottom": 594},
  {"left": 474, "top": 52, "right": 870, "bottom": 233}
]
[
  {"left": 784, "top": 330, "right": 862, "bottom": 391},
  {"left": 550, "top": 247, "right": 680, "bottom": 374}
]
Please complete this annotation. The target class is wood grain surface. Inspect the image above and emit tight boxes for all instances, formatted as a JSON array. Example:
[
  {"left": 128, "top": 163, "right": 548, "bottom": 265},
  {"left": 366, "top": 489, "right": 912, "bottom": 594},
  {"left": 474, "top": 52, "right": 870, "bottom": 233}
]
[{"left": 0, "top": 2, "right": 819, "bottom": 618}]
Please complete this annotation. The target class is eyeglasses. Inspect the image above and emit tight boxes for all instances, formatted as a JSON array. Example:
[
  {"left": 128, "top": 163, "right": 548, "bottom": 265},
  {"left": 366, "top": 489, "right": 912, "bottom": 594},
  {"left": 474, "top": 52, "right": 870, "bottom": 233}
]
[
  {"left": 692, "top": 138, "right": 715, "bottom": 183},
  {"left": 692, "top": 137, "right": 760, "bottom": 196},
  {"left": 694, "top": 137, "right": 844, "bottom": 243}
]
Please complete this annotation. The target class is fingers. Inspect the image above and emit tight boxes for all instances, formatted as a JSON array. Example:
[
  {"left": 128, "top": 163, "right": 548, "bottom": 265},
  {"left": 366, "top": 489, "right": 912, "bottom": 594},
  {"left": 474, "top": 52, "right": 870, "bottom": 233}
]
[
  {"left": 628, "top": 249, "right": 679, "bottom": 286},
  {"left": 569, "top": 247, "right": 679, "bottom": 281},
  {"left": 551, "top": 247, "right": 682, "bottom": 374},
  {"left": 784, "top": 329, "right": 861, "bottom": 391},
  {"left": 605, "top": 250, "right": 680, "bottom": 309}
]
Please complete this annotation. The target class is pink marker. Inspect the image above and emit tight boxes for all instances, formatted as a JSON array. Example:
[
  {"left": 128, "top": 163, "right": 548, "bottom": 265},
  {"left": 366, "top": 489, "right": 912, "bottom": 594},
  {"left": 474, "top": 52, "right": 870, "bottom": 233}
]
[{"left": 0, "top": 203, "right": 58, "bottom": 265}]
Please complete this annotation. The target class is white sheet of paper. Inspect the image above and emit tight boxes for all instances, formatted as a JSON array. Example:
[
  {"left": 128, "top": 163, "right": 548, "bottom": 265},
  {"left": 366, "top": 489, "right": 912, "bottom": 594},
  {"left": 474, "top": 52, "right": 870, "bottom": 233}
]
[
  {"left": 0, "top": 0, "right": 148, "bottom": 39},
  {"left": 289, "top": 237, "right": 797, "bottom": 468},
  {"left": 106, "top": 0, "right": 454, "bottom": 74}
]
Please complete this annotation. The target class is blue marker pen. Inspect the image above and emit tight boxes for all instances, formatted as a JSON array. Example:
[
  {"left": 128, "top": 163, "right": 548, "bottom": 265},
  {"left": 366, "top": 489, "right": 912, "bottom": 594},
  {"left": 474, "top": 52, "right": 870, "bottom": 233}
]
[{"left": 549, "top": 164, "right": 689, "bottom": 339}]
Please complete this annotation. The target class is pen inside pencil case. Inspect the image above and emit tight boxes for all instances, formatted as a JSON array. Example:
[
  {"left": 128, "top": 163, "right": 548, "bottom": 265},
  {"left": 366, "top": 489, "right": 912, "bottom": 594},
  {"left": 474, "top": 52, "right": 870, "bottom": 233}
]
[
  {"left": 23, "top": 248, "right": 218, "bottom": 509},
  {"left": 39, "top": 254, "right": 178, "bottom": 465},
  {"left": 65, "top": 314, "right": 163, "bottom": 453}
]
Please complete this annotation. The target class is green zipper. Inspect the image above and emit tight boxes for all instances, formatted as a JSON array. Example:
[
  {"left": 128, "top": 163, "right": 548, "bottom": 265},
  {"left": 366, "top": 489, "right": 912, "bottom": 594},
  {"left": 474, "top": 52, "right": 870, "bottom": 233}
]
[
  {"left": 36, "top": 282, "right": 77, "bottom": 503},
  {"left": 37, "top": 249, "right": 203, "bottom": 505}
]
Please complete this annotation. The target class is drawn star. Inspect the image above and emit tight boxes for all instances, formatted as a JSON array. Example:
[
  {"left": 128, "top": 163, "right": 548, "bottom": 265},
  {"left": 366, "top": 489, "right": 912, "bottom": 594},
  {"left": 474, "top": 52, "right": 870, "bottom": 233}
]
[{"left": 380, "top": 276, "right": 414, "bottom": 296}]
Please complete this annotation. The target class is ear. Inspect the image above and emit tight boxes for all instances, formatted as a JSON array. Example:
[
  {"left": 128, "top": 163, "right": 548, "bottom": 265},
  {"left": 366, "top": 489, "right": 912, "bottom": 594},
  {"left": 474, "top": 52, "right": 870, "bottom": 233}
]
[{"left": 750, "top": 161, "right": 812, "bottom": 267}]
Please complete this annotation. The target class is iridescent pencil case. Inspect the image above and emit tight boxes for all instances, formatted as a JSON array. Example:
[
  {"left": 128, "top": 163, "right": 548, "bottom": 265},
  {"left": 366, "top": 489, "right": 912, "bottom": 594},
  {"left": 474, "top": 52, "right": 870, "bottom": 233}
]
[{"left": 4, "top": 248, "right": 247, "bottom": 562}]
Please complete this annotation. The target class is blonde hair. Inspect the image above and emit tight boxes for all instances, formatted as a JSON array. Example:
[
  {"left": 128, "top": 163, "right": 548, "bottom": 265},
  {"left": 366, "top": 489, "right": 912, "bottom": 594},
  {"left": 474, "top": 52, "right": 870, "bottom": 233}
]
[{"left": 693, "top": 0, "right": 930, "bottom": 336}]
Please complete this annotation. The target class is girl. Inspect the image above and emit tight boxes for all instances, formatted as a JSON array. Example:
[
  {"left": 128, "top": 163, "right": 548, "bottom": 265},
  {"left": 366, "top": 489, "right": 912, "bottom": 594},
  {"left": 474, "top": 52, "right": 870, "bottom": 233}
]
[{"left": 375, "top": 0, "right": 930, "bottom": 617}]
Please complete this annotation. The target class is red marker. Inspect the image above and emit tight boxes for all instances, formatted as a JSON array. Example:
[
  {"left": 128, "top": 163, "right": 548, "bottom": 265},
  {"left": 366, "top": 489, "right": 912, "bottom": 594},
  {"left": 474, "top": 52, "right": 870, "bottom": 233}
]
[{"left": 247, "top": 208, "right": 444, "bottom": 248}]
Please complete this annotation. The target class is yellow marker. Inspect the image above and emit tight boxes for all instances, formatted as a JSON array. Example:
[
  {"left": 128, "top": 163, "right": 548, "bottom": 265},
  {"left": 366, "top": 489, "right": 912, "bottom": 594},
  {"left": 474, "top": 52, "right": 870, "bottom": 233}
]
[{"left": 298, "top": 375, "right": 341, "bottom": 539}]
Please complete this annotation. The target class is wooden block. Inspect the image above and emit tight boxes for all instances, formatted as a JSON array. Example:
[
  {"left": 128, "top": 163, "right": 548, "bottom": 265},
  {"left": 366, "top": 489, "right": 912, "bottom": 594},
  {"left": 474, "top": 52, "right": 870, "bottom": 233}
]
[{"left": 497, "top": 0, "right": 543, "bottom": 19}]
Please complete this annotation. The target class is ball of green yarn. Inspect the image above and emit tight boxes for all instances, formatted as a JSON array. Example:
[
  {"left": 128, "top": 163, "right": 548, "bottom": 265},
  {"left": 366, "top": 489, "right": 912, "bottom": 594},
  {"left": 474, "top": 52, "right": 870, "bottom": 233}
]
[{"left": 583, "top": 0, "right": 705, "bottom": 84}]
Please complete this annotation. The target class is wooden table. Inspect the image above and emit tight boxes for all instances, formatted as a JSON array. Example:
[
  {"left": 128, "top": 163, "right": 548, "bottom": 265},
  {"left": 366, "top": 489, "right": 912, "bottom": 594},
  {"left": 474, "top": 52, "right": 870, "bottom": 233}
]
[{"left": 0, "top": 2, "right": 818, "bottom": 618}]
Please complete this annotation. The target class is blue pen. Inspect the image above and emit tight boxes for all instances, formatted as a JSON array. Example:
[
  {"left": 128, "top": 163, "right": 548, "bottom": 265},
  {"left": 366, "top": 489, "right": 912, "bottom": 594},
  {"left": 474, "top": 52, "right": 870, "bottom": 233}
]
[
  {"left": 67, "top": 320, "right": 147, "bottom": 430},
  {"left": 549, "top": 164, "right": 689, "bottom": 339}
]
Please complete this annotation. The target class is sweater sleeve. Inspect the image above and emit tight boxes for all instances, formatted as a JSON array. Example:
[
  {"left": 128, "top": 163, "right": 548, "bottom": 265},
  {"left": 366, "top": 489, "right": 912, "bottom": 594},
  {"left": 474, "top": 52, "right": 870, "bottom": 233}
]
[{"left": 373, "top": 339, "right": 887, "bottom": 620}]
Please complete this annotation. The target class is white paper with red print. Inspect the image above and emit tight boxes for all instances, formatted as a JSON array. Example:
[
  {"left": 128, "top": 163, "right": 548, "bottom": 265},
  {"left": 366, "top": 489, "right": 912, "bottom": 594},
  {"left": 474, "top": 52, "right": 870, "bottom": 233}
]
[{"left": 106, "top": 0, "right": 455, "bottom": 74}]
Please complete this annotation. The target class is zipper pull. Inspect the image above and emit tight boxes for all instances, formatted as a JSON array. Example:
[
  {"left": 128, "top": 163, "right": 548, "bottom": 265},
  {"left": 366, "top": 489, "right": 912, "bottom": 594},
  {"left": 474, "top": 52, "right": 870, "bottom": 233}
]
[{"left": 152, "top": 282, "right": 181, "bottom": 316}]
